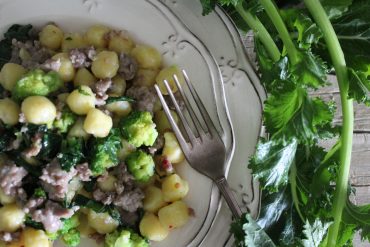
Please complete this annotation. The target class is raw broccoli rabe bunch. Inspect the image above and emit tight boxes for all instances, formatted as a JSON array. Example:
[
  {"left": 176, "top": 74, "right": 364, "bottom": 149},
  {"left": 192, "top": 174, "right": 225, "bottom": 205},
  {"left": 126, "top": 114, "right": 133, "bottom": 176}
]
[
  {"left": 125, "top": 150, "right": 155, "bottom": 183},
  {"left": 54, "top": 108, "right": 76, "bottom": 133},
  {"left": 105, "top": 229, "right": 149, "bottom": 247},
  {"left": 57, "top": 137, "right": 84, "bottom": 171},
  {"left": 89, "top": 128, "right": 122, "bottom": 176},
  {"left": 119, "top": 111, "right": 158, "bottom": 148},
  {"left": 12, "top": 69, "right": 63, "bottom": 100}
]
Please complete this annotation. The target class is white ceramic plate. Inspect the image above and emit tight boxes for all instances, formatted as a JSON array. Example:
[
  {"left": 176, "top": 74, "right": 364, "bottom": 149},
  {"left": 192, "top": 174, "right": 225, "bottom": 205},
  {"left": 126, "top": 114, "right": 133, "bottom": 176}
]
[{"left": 0, "top": 0, "right": 263, "bottom": 246}]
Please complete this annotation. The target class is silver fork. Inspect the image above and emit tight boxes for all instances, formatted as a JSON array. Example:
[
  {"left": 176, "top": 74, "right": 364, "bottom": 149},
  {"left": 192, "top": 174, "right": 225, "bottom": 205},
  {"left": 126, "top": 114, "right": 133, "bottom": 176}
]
[{"left": 154, "top": 70, "right": 242, "bottom": 218}]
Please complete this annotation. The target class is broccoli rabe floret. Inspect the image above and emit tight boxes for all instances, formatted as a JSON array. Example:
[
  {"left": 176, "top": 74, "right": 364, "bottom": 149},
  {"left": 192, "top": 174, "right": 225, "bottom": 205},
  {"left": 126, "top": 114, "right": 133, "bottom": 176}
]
[
  {"left": 105, "top": 229, "right": 149, "bottom": 247},
  {"left": 62, "top": 228, "right": 80, "bottom": 247},
  {"left": 12, "top": 69, "right": 63, "bottom": 100},
  {"left": 47, "top": 214, "right": 80, "bottom": 240},
  {"left": 54, "top": 108, "right": 76, "bottom": 133},
  {"left": 89, "top": 128, "right": 122, "bottom": 176},
  {"left": 125, "top": 150, "right": 155, "bottom": 182},
  {"left": 119, "top": 111, "right": 158, "bottom": 148}
]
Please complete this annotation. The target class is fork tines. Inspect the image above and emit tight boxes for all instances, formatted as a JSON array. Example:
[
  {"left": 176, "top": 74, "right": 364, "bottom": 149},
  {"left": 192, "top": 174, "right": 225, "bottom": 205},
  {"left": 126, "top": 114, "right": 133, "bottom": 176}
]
[{"left": 154, "top": 70, "right": 217, "bottom": 150}]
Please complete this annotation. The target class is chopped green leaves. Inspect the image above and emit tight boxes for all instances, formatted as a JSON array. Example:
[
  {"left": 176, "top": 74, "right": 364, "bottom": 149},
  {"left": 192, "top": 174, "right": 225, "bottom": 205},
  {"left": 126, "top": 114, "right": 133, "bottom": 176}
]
[
  {"left": 0, "top": 24, "right": 33, "bottom": 68},
  {"left": 73, "top": 195, "right": 122, "bottom": 224},
  {"left": 106, "top": 96, "right": 134, "bottom": 104},
  {"left": 57, "top": 137, "right": 84, "bottom": 171}
]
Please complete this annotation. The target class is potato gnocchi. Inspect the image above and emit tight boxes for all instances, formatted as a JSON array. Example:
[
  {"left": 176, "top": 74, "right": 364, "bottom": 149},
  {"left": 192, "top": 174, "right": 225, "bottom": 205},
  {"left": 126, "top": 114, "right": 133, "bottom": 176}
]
[{"left": 0, "top": 22, "right": 192, "bottom": 247}]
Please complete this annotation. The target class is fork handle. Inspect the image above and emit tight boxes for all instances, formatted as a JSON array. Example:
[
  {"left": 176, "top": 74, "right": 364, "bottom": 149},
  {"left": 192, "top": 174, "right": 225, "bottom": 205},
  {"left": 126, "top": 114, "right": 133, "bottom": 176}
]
[{"left": 215, "top": 176, "right": 243, "bottom": 218}]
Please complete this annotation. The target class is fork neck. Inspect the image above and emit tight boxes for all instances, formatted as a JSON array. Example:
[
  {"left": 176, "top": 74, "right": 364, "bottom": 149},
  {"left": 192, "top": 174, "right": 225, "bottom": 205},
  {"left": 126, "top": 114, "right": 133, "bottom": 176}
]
[{"left": 215, "top": 176, "right": 243, "bottom": 218}]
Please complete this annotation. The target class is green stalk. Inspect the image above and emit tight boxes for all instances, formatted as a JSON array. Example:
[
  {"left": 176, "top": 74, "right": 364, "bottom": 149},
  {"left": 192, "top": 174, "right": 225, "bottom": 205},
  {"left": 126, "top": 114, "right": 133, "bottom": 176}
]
[
  {"left": 290, "top": 161, "right": 305, "bottom": 222},
  {"left": 303, "top": 0, "right": 353, "bottom": 246},
  {"left": 235, "top": 3, "right": 280, "bottom": 62},
  {"left": 259, "top": 0, "right": 300, "bottom": 64}
]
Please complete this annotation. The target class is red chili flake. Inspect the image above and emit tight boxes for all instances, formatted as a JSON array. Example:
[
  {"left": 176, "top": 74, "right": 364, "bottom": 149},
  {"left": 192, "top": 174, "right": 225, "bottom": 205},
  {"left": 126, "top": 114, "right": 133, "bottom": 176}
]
[{"left": 175, "top": 182, "right": 181, "bottom": 189}]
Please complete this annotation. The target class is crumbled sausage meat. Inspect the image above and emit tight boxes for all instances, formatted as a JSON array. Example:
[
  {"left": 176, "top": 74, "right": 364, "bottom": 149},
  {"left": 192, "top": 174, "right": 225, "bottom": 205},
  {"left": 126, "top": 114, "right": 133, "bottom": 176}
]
[
  {"left": 22, "top": 133, "right": 43, "bottom": 158},
  {"left": 93, "top": 163, "right": 144, "bottom": 212},
  {"left": 40, "top": 160, "right": 77, "bottom": 201},
  {"left": 75, "top": 162, "right": 92, "bottom": 182},
  {"left": 31, "top": 201, "right": 78, "bottom": 233},
  {"left": 92, "top": 189, "right": 114, "bottom": 205},
  {"left": 69, "top": 49, "right": 88, "bottom": 68},
  {"left": 0, "top": 163, "right": 28, "bottom": 197},
  {"left": 95, "top": 78, "right": 112, "bottom": 98},
  {"left": 113, "top": 188, "right": 144, "bottom": 213},
  {"left": 126, "top": 86, "right": 157, "bottom": 114},
  {"left": 10, "top": 39, "right": 52, "bottom": 69},
  {"left": 118, "top": 53, "right": 137, "bottom": 80},
  {"left": 23, "top": 197, "right": 46, "bottom": 214}
]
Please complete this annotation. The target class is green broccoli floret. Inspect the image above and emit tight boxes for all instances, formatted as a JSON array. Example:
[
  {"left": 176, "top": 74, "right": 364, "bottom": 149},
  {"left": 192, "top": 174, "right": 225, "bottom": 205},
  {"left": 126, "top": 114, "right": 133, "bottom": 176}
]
[
  {"left": 89, "top": 128, "right": 122, "bottom": 176},
  {"left": 105, "top": 229, "right": 149, "bottom": 247},
  {"left": 119, "top": 111, "right": 158, "bottom": 148},
  {"left": 12, "top": 69, "right": 63, "bottom": 100},
  {"left": 62, "top": 228, "right": 80, "bottom": 247},
  {"left": 54, "top": 108, "right": 76, "bottom": 133},
  {"left": 47, "top": 214, "right": 80, "bottom": 240},
  {"left": 125, "top": 150, "right": 155, "bottom": 182}
]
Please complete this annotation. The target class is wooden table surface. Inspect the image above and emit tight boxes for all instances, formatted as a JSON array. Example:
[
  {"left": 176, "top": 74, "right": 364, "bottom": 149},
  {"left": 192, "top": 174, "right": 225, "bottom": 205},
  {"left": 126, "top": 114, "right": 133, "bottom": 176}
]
[{"left": 243, "top": 33, "right": 370, "bottom": 247}]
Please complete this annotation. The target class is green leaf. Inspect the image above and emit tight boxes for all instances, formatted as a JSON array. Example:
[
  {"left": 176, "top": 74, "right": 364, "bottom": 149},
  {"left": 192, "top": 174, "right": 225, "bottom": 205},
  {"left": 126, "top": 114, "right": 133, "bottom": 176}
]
[
  {"left": 264, "top": 88, "right": 334, "bottom": 143},
  {"left": 301, "top": 219, "right": 332, "bottom": 247},
  {"left": 281, "top": 10, "right": 323, "bottom": 50},
  {"left": 218, "top": 0, "right": 242, "bottom": 6},
  {"left": 343, "top": 200, "right": 370, "bottom": 241},
  {"left": 294, "top": 14, "right": 323, "bottom": 50},
  {"left": 243, "top": 214, "right": 276, "bottom": 247},
  {"left": 293, "top": 51, "right": 328, "bottom": 89},
  {"left": 57, "top": 138, "right": 85, "bottom": 171},
  {"left": 347, "top": 68, "right": 370, "bottom": 105},
  {"left": 200, "top": 0, "right": 217, "bottom": 15},
  {"left": 257, "top": 188, "right": 302, "bottom": 245},
  {"left": 0, "top": 24, "right": 33, "bottom": 68},
  {"left": 73, "top": 195, "right": 122, "bottom": 225},
  {"left": 249, "top": 138, "right": 297, "bottom": 192},
  {"left": 25, "top": 215, "right": 44, "bottom": 230},
  {"left": 264, "top": 87, "right": 303, "bottom": 132},
  {"left": 320, "top": 0, "right": 353, "bottom": 19},
  {"left": 106, "top": 96, "right": 135, "bottom": 104},
  {"left": 332, "top": 0, "right": 370, "bottom": 69},
  {"left": 231, "top": 213, "right": 276, "bottom": 247}
]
